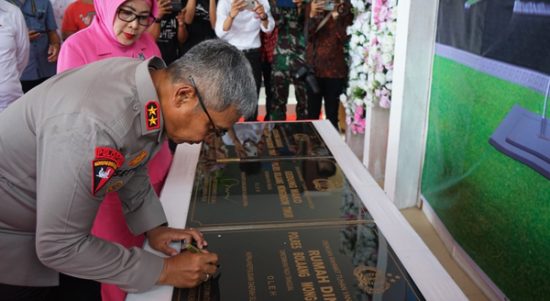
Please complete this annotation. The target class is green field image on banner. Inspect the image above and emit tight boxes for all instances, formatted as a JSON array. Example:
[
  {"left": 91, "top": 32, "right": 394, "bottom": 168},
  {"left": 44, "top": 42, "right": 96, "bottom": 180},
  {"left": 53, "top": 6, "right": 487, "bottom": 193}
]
[{"left": 421, "top": 55, "right": 550, "bottom": 300}]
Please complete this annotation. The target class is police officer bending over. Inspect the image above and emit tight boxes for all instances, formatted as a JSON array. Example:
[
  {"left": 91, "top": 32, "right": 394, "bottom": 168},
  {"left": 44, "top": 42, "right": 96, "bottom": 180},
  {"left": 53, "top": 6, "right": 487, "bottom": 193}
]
[{"left": 0, "top": 39, "right": 257, "bottom": 301}]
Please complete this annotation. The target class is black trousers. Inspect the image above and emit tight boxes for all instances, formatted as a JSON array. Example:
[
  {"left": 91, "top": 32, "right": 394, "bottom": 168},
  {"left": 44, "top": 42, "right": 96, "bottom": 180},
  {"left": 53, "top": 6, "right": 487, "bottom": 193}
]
[
  {"left": 243, "top": 48, "right": 262, "bottom": 121},
  {"left": 261, "top": 60, "right": 273, "bottom": 120},
  {"left": 307, "top": 77, "right": 346, "bottom": 130},
  {"left": 0, "top": 274, "right": 101, "bottom": 301}
]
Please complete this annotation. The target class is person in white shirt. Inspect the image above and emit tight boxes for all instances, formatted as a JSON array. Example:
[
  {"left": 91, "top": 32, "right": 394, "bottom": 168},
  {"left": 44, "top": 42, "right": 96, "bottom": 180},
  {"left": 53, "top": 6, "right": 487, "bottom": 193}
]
[
  {"left": 215, "top": 0, "right": 274, "bottom": 121},
  {"left": 0, "top": 0, "right": 30, "bottom": 113}
]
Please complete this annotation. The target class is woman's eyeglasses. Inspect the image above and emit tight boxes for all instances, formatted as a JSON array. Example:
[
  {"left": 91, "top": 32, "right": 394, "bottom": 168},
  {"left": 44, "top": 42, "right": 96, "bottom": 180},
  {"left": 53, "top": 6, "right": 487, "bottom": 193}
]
[
  {"left": 117, "top": 8, "right": 155, "bottom": 26},
  {"left": 188, "top": 76, "right": 228, "bottom": 137}
]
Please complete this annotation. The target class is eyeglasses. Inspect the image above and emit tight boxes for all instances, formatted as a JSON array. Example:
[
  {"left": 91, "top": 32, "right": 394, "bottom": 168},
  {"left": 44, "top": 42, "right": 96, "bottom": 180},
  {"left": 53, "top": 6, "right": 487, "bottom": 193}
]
[
  {"left": 117, "top": 8, "right": 155, "bottom": 26},
  {"left": 188, "top": 76, "right": 228, "bottom": 137}
]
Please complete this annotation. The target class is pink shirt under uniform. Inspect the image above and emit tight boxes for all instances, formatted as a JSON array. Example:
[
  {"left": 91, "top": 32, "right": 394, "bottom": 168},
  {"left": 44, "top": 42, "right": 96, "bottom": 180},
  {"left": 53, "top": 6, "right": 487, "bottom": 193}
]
[{"left": 57, "top": 1, "right": 170, "bottom": 301}]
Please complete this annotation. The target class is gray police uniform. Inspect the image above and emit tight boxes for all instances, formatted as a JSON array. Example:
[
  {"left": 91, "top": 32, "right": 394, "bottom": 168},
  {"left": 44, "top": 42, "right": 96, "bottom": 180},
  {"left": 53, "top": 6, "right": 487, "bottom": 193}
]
[{"left": 0, "top": 57, "right": 169, "bottom": 292}]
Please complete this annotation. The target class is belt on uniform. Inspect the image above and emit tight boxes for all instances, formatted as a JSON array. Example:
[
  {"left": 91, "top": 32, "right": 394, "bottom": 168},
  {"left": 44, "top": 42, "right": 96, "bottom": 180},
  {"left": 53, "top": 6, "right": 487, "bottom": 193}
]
[{"left": 242, "top": 47, "right": 260, "bottom": 54}]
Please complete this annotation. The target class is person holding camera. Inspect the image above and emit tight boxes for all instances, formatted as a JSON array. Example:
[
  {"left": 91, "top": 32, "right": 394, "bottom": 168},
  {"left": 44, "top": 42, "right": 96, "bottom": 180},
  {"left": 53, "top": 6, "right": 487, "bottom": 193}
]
[
  {"left": 304, "top": 0, "right": 352, "bottom": 130},
  {"left": 215, "top": 0, "right": 275, "bottom": 121},
  {"left": 147, "top": 0, "right": 188, "bottom": 65},
  {"left": 268, "top": 0, "right": 308, "bottom": 121}
]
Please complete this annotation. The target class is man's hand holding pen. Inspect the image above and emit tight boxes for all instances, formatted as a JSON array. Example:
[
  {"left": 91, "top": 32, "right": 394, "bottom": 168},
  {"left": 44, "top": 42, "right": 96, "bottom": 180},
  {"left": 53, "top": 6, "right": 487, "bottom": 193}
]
[{"left": 148, "top": 226, "right": 219, "bottom": 287}]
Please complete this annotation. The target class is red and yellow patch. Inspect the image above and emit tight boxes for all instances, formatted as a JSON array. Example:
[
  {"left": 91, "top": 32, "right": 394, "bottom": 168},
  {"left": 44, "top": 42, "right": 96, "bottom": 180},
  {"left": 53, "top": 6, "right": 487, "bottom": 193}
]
[
  {"left": 92, "top": 147, "right": 125, "bottom": 195},
  {"left": 145, "top": 101, "right": 160, "bottom": 130},
  {"left": 128, "top": 150, "right": 148, "bottom": 167}
]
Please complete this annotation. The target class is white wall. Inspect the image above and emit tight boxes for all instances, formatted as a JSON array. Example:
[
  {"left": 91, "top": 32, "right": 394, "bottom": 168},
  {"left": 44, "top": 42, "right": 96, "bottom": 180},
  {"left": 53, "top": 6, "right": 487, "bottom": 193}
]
[{"left": 382, "top": 0, "right": 439, "bottom": 208}]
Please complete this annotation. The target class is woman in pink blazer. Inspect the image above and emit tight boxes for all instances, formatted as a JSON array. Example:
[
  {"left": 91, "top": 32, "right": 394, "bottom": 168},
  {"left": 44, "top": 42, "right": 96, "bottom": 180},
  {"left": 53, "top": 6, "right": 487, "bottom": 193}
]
[
  {"left": 58, "top": 0, "right": 172, "bottom": 300},
  {"left": 58, "top": 0, "right": 161, "bottom": 70}
]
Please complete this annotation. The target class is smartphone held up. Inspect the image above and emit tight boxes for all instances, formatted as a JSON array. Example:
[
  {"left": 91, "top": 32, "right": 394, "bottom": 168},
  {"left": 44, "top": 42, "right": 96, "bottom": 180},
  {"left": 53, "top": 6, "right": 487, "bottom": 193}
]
[
  {"left": 244, "top": 0, "right": 256, "bottom": 10},
  {"left": 313, "top": 0, "right": 335, "bottom": 11}
]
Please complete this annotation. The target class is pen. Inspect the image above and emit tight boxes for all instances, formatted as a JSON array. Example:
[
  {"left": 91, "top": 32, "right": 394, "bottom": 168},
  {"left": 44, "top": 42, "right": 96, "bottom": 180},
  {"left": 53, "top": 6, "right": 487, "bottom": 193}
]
[
  {"left": 181, "top": 241, "right": 221, "bottom": 269},
  {"left": 183, "top": 241, "right": 202, "bottom": 253}
]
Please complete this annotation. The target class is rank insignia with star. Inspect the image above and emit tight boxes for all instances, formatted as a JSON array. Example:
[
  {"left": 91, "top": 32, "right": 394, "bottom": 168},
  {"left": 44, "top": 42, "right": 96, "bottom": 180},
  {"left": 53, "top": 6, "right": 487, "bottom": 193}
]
[{"left": 145, "top": 101, "right": 160, "bottom": 130}]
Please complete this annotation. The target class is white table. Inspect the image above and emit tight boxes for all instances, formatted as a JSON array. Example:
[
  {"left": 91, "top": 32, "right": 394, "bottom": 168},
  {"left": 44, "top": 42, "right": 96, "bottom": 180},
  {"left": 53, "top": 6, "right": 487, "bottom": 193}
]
[{"left": 127, "top": 120, "right": 467, "bottom": 301}]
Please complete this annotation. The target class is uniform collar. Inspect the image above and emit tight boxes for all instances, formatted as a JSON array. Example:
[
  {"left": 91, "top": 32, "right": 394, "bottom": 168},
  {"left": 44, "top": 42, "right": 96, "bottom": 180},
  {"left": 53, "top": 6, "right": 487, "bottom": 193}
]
[{"left": 135, "top": 56, "right": 167, "bottom": 143}]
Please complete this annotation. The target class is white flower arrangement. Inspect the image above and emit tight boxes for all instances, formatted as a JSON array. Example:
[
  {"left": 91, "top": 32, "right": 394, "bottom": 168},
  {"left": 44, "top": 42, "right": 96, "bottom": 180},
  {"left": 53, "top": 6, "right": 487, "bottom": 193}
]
[{"left": 342, "top": 0, "right": 397, "bottom": 134}]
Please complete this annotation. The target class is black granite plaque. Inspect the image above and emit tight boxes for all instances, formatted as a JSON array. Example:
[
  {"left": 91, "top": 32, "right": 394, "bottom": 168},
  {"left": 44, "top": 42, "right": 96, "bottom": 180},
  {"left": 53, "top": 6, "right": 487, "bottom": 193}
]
[
  {"left": 172, "top": 224, "right": 425, "bottom": 301},
  {"left": 186, "top": 159, "right": 373, "bottom": 230},
  {"left": 199, "top": 122, "right": 332, "bottom": 162},
  {"left": 171, "top": 121, "right": 425, "bottom": 301}
]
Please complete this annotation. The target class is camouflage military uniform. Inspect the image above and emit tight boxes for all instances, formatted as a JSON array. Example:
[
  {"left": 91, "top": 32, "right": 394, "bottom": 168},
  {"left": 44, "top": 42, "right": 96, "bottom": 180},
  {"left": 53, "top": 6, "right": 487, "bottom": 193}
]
[{"left": 269, "top": 6, "right": 308, "bottom": 120}]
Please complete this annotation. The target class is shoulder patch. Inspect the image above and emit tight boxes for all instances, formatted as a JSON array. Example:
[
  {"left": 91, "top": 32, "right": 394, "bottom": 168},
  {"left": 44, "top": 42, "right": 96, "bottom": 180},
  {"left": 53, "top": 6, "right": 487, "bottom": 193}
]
[
  {"left": 145, "top": 101, "right": 160, "bottom": 131},
  {"left": 92, "top": 147, "right": 125, "bottom": 195}
]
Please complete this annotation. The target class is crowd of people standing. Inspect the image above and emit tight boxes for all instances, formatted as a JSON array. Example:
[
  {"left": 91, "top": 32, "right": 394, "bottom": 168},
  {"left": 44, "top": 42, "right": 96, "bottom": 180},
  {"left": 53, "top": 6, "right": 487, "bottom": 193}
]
[{"left": 2, "top": 0, "right": 352, "bottom": 129}]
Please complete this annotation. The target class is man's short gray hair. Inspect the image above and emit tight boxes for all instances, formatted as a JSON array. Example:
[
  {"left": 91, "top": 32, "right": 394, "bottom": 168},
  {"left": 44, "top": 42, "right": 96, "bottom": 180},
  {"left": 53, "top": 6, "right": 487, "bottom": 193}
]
[{"left": 167, "top": 39, "right": 257, "bottom": 118}]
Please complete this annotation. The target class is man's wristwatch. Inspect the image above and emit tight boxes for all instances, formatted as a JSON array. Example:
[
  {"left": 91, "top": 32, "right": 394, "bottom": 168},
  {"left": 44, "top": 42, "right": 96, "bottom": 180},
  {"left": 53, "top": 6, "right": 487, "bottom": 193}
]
[{"left": 260, "top": 14, "right": 268, "bottom": 21}]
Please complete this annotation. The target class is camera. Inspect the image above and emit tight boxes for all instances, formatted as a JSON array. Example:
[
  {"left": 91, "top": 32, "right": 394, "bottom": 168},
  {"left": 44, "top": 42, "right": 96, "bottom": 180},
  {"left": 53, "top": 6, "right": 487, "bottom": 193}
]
[{"left": 294, "top": 65, "right": 320, "bottom": 94}]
